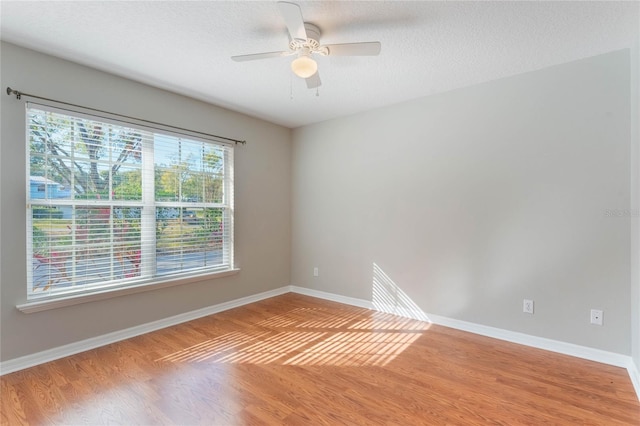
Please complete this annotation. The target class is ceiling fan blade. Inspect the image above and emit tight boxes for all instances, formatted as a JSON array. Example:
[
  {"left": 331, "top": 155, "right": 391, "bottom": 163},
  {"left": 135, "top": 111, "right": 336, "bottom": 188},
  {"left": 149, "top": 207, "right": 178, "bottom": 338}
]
[
  {"left": 231, "top": 51, "right": 291, "bottom": 62},
  {"left": 277, "top": 1, "right": 307, "bottom": 42},
  {"left": 324, "top": 42, "right": 381, "bottom": 56},
  {"left": 306, "top": 72, "right": 321, "bottom": 89}
]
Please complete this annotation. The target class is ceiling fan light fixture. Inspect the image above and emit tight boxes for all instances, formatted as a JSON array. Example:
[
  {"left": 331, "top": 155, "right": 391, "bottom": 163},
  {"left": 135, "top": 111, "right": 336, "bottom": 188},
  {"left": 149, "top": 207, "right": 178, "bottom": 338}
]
[
  {"left": 231, "top": 2, "right": 381, "bottom": 89},
  {"left": 291, "top": 55, "right": 317, "bottom": 78}
]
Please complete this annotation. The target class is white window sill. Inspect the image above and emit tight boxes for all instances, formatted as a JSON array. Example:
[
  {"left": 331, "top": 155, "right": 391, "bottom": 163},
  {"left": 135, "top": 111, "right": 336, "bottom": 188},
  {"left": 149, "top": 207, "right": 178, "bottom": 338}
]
[{"left": 16, "top": 268, "right": 240, "bottom": 314}]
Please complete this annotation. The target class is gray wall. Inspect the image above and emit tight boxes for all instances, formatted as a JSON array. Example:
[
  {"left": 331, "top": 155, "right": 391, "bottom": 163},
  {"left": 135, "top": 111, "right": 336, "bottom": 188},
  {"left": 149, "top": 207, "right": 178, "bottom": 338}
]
[
  {"left": 1, "top": 41, "right": 636, "bottom": 365},
  {"left": 292, "top": 50, "right": 632, "bottom": 354},
  {"left": 0, "top": 42, "right": 292, "bottom": 362},
  {"left": 631, "top": 40, "right": 640, "bottom": 369}
]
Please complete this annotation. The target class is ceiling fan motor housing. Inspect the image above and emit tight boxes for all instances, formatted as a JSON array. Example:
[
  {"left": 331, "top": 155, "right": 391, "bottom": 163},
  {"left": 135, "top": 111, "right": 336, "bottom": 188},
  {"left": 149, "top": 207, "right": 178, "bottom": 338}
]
[
  {"left": 303, "top": 23, "right": 320, "bottom": 42},
  {"left": 288, "top": 23, "right": 328, "bottom": 56}
]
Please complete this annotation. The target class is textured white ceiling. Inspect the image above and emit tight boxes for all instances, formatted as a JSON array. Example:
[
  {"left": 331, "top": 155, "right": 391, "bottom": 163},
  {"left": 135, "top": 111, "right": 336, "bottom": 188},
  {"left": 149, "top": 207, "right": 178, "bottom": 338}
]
[{"left": 1, "top": 1, "right": 638, "bottom": 128}]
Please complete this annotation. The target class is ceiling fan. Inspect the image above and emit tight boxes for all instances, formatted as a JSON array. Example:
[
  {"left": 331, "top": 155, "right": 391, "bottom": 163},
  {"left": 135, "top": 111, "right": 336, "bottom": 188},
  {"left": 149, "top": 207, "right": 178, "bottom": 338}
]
[{"left": 231, "top": 1, "right": 381, "bottom": 89}]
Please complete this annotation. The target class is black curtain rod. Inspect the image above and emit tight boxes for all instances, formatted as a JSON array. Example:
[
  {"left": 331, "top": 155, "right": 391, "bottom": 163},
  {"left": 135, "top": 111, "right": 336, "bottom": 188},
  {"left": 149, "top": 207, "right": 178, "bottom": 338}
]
[{"left": 6, "top": 87, "right": 246, "bottom": 145}]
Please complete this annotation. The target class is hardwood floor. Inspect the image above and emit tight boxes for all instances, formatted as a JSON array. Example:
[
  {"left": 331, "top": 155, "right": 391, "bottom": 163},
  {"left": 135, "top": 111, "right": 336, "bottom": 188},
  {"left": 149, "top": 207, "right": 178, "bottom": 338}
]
[{"left": 2, "top": 293, "right": 639, "bottom": 425}]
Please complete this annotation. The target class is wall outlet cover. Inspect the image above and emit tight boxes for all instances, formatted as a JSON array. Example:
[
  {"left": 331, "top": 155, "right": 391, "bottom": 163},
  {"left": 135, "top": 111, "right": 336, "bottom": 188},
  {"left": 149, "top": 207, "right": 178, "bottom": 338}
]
[{"left": 590, "top": 309, "right": 603, "bottom": 326}]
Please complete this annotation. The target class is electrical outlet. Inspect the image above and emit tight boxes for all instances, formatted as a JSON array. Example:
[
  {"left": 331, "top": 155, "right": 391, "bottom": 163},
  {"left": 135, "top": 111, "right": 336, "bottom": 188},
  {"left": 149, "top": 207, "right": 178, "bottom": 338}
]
[
  {"left": 313, "top": 267, "right": 319, "bottom": 277},
  {"left": 523, "top": 299, "right": 534, "bottom": 314},
  {"left": 590, "top": 309, "right": 603, "bottom": 326}
]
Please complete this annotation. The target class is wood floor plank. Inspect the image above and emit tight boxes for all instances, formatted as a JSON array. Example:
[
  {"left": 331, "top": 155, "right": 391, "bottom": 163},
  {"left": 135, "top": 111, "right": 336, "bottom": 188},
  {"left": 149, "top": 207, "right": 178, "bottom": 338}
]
[{"left": 2, "top": 293, "right": 639, "bottom": 425}]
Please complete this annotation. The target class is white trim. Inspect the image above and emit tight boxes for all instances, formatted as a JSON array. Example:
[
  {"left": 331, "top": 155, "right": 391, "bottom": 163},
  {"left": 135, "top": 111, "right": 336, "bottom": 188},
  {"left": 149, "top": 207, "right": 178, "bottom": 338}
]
[
  {"left": 17, "top": 269, "right": 241, "bottom": 313},
  {"left": 427, "top": 313, "right": 630, "bottom": 368},
  {"left": 628, "top": 359, "right": 640, "bottom": 399},
  {"left": 1, "top": 285, "right": 289, "bottom": 375},
  {"left": 289, "top": 286, "right": 639, "bottom": 401},
  {"left": 26, "top": 105, "right": 236, "bottom": 309},
  {"left": 289, "top": 285, "right": 374, "bottom": 310}
]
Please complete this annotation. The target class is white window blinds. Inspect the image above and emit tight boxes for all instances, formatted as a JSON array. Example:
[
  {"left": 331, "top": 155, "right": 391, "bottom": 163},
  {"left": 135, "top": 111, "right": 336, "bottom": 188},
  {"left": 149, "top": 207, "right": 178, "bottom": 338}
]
[{"left": 27, "top": 104, "right": 234, "bottom": 299}]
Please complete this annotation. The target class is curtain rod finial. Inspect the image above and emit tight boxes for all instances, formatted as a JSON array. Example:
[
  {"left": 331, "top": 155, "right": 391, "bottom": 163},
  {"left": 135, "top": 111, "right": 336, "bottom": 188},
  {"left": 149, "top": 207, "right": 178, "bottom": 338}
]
[{"left": 6, "top": 87, "right": 21, "bottom": 99}]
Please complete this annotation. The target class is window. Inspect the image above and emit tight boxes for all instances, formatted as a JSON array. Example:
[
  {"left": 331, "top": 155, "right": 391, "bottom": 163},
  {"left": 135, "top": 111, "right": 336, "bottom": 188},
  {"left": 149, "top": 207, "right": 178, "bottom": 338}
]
[{"left": 27, "top": 105, "right": 234, "bottom": 300}]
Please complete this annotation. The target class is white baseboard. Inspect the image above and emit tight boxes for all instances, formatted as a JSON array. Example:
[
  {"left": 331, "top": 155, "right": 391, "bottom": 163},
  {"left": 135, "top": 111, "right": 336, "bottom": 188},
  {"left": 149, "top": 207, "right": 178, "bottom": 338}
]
[
  {"left": 289, "top": 285, "right": 374, "bottom": 310},
  {"left": 427, "top": 313, "right": 630, "bottom": 368},
  {"left": 289, "top": 286, "right": 639, "bottom": 401},
  {"left": 0, "top": 286, "right": 290, "bottom": 375},
  {"left": 628, "top": 359, "right": 640, "bottom": 398}
]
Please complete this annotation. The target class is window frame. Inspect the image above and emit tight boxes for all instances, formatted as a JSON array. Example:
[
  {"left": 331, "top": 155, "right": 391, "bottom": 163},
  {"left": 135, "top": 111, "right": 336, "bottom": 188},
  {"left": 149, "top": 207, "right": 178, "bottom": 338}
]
[{"left": 24, "top": 103, "right": 235, "bottom": 305}]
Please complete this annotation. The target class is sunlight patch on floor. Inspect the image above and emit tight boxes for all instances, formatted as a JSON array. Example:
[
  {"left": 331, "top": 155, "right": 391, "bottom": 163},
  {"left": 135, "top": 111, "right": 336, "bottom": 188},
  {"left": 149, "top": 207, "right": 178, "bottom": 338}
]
[
  {"left": 156, "top": 264, "right": 433, "bottom": 366},
  {"left": 348, "top": 311, "right": 430, "bottom": 331},
  {"left": 155, "top": 331, "right": 271, "bottom": 363},
  {"left": 156, "top": 303, "right": 429, "bottom": 366},
  {"left": 283, "top": 331, "right": 421, "bottom": 366},
  {"left": 214, "top": 332, "right": 325, "bottom": 364},
  {"left": 256, "top": 307, "right": 365, "bottom": 329},
  {"left": 156, "top": 328, "right": 422, "bottom": 367}
]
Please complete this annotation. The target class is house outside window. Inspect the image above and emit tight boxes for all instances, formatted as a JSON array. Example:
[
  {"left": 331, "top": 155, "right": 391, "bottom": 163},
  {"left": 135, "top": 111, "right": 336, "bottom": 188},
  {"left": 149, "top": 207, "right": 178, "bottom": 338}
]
[{"left": 27, "top": 105, "right": 234, "bottom": 299}]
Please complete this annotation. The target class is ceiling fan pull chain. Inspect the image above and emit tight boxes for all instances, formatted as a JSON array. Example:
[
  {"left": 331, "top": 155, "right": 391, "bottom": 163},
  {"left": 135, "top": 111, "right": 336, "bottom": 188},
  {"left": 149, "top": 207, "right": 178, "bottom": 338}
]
[
  {"left": 316, "top": 87, "right": 319, "bottom": 97},
  {"left": 290, "top": 72, "right": 294, "bottom": 100}
]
